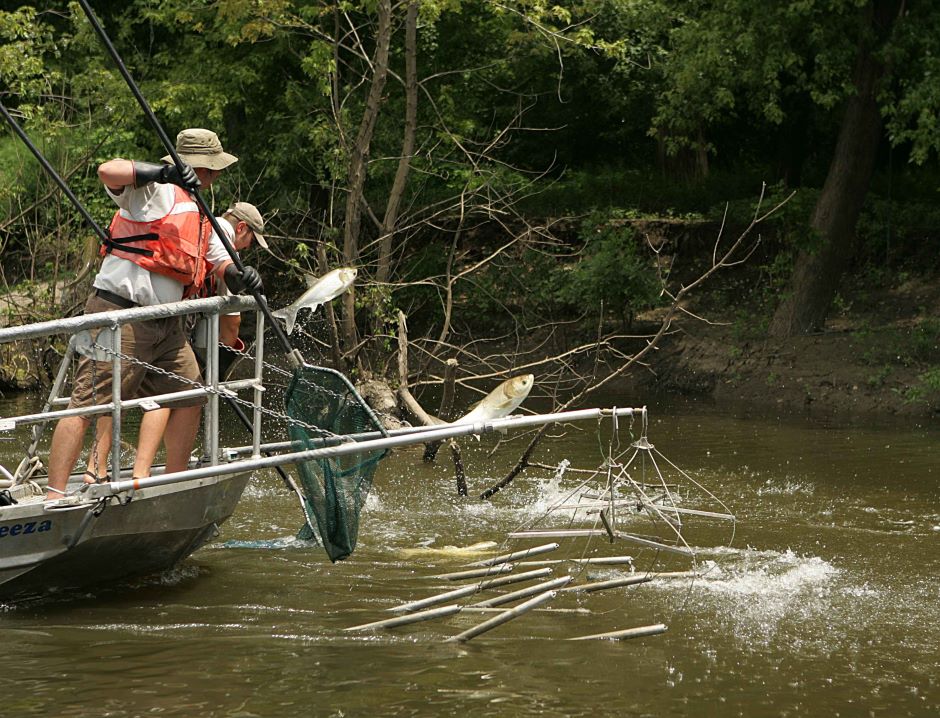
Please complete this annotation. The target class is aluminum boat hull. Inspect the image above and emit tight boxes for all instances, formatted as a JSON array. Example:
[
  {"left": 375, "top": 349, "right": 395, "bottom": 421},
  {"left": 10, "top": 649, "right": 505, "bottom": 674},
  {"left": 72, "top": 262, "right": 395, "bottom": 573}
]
[{"left": 0, "top": 469, "right": 251, "bottom": 601}]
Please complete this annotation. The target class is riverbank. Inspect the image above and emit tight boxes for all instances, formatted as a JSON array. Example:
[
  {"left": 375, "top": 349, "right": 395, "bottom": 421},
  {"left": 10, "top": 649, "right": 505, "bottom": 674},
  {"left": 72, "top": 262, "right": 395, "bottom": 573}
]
[
  {"left": 617, "top": 273, "right": 940, "bottom": 422},
  {"left": 2, "top": 265, "right": 938, "bottom": 423}
]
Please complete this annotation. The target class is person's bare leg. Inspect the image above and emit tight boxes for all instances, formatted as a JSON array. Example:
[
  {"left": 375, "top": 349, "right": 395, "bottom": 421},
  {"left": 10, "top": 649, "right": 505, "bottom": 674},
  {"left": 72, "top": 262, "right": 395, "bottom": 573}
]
[
  {"left": 46, "top": 416, "right": 90, "bottom": 499},
  {"left": 163, "top": 405, "right": 202, "bottom": 473},
  {"left": 132, "top": 408, "right": 171, "bottom": 477},
  {"left": 84, "top": 417, "right": 112, "bottom": 482}
]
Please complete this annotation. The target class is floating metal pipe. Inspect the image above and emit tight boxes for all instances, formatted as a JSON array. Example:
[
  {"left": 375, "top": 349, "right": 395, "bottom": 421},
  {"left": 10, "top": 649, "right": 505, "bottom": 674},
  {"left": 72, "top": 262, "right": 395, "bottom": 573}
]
[
  {"left": 446, "top": 590, "right": 559, "bottom": 643},
  {"left": 388, "top": 585, "right": 481, "bottom": 613},
  {"left": 641, "top": 503, "right": 736, "bottom": 521},
  {"left": 346, "top": 604, "right": 463, "bottom": 632},
  {"left": 568, "top": 623, "right": 668, "bottom": 641},
  {"left": 435, "top": 565, "right": 514, "bottom": 581},
  {"left": 518, "top": 556, "right": 634, "bottom": 567},
  {"left": 508, "top": 530, "right": 694, "bottom": 557},
  {"left": 466, "top": 542, "right": 560, "bottom": 567},
  {"left": 471, "top": 575, "right": 572, "bottom": 608},
  {"left": 559, "top": 575, "right": 653, "bottom": 593},
  {"left": 477, "top": 567, "right": 552, "bottom": 589}
]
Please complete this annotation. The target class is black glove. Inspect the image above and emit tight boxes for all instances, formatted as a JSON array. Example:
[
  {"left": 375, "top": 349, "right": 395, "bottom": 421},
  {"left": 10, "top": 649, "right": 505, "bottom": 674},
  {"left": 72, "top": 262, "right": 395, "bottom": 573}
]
[
  {"left": 133, "top": 161, "right": 200, "bottom": 191},
  {"left": 224, "top": 264, "right": 263, "bottom": 294}
]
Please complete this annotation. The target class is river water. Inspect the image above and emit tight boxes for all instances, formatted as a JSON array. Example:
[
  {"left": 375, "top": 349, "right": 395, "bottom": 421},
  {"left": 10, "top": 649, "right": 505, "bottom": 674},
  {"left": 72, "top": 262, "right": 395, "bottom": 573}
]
[{"left": 0, "top": 391, "right": 937, "bottom": 717}]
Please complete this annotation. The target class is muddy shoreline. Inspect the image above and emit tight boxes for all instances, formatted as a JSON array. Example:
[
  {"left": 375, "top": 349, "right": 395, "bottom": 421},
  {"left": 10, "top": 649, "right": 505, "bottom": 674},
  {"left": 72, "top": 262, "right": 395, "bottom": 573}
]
[{"left": 612, "top": 275, "right": 940, "bottom": 424}]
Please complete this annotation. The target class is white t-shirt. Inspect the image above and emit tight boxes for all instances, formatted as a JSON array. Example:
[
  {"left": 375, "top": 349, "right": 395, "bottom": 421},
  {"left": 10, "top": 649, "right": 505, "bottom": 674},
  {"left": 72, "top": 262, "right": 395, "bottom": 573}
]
[
  {"left": 213, "top": 216, "right": 243, "bottom": 317},
  {"left": 93, "top": 183, "right": 232, "bottom": 305},
  {"left": 213, "top": 216, "right": 236, "bottom": 297}
]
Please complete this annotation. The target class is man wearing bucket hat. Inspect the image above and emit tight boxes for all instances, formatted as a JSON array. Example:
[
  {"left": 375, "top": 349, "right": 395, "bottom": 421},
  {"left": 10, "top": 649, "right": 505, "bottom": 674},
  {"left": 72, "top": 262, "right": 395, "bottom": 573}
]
[
  {"left": 45, "top": 128, "right": 263, "bottom": 500},
  {"left": 80, "top": 199, "right": 270, "bottom": 482}
]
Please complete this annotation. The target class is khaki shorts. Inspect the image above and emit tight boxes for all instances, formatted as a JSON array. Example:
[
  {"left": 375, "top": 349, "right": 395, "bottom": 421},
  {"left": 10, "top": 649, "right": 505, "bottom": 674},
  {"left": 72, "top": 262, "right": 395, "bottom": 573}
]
[{"left": 68, "top": 294, "right": 206, "bottom": 409}]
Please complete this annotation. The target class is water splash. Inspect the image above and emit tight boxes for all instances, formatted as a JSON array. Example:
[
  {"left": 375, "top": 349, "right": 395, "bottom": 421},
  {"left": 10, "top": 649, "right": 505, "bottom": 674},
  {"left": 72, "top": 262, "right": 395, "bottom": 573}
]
[
  {"left": 654, "top": 548, "right": 846, "bottom": 646},
  {"left": 220, "top": 537, "right": 317, "bottom": 550},
  {"left": 756, "top": 478, "right": 816, "bottom": 496}
]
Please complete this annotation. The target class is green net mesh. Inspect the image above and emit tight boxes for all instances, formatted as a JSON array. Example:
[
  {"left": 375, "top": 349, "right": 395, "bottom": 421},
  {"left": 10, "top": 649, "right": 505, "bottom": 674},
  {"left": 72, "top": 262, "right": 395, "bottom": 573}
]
[{"left": 285, "top": 365, "right": 388, "bottom": 562}]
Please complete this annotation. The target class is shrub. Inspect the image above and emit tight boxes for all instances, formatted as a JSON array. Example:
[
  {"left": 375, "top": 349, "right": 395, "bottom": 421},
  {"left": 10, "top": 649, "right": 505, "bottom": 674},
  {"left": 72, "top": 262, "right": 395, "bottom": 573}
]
[{"left": 556, "top": 210, "right": 662, "bottom": 326}]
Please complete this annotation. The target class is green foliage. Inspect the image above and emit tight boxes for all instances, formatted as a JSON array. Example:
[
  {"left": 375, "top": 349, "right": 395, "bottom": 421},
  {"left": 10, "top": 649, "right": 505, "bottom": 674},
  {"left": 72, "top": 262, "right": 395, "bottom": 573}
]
[
  {"left": 881, "top": 6, "right": 940, "bottom": 164},
  {"left": 448, "top": 209, "right": 662, "bottom": 334},
  {"left": 559, "top": 211, "right": 662, "bottom": 324},
  {"left": 866, "top": 364, "right": 892, "bottom": 389},
  {"left": 0, "top": 7, "right": 62, "bottom": 105},
  {"left": 1, "top": 0, "right": 939, "bottom": 366},
  {"left": 895, "top": 366, "right": 940, "bottom": 406},
  {"left": 853, "top": 319, "right": 940, "bottom": 368}
]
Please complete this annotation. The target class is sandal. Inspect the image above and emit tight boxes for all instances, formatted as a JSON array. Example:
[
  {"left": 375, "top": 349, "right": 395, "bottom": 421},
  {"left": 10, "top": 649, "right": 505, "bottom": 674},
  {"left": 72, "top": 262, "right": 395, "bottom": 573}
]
[{"left": 83, "top": 470, "right": 109, "bottom": 485}]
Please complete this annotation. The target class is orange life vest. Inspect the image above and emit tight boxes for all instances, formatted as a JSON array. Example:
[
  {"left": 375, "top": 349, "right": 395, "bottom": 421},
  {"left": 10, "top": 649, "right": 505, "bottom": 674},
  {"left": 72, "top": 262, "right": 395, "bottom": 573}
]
[{"left": 101, "top": 185, "right": 210, "bottom": 297}]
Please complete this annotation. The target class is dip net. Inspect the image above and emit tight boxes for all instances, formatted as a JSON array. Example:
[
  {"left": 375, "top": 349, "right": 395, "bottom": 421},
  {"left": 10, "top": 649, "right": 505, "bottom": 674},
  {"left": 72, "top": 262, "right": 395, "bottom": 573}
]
[{"left": 285, "top": 365, "right": 388, "bottom": 561}]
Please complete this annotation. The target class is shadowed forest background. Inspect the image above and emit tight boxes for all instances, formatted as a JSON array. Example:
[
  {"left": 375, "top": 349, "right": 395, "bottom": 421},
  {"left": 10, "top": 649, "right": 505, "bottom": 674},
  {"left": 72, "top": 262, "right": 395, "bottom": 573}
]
[{"left": 1, "top": 0, "right": 938, "bottom": 415}]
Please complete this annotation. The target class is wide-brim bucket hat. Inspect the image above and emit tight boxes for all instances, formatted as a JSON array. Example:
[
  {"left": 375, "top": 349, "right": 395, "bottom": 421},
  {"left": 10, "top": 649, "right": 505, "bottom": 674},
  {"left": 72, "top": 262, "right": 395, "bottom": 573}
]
[{"left": 162, "top": 128, "right": 238, "bottom": 171}]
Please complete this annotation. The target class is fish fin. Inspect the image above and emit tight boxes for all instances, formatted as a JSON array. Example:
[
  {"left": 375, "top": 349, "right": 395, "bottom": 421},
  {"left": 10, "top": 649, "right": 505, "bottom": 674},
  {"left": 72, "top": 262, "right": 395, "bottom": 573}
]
[
  {"left": 303, "top": 272, "right": 318, "bottom": 289},
  {"left": 278, "top": 307, "right": 298, "bottom": 335}
]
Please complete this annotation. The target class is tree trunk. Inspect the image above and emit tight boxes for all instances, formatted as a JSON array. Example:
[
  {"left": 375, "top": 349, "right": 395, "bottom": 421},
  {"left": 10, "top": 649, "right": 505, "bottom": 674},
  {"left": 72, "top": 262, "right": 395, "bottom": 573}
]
[
  {"left": 376, "top": 0, "right": 418, "bottom": 286},
  {"left": 341, "top": 0, "right": 393, "bottom": 351},
  {"left": 768, "top": 1, "right": 899, "bottom": 337}
]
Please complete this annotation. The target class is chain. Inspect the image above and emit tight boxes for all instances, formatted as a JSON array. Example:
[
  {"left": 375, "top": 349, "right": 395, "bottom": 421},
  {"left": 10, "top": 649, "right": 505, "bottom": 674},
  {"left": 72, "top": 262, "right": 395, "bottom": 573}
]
[
  {"left": 90, "top": 339, "right": 345, "bottom": 440},
  {"left": 221, "top": 340, "right": 405, "bottom": 427},
  {"left": 89, "top": 333, "right": 104, "bottom": 478}
]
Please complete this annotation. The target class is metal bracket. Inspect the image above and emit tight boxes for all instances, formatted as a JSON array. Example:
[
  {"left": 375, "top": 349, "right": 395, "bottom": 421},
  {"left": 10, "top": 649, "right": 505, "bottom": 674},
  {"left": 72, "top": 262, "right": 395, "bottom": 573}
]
[{"left": 73, "top": 329, "right": 111, "bottom": 361}]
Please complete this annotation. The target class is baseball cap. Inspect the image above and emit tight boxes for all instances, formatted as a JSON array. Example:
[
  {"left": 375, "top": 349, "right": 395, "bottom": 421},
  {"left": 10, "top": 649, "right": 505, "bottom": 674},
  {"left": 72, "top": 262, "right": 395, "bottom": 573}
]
[
  {"left": 162, "top": 128, "right": 238, "bottom": 171},
  {"left": 226, "top": 202, "right": 267, "bottom": 249}
]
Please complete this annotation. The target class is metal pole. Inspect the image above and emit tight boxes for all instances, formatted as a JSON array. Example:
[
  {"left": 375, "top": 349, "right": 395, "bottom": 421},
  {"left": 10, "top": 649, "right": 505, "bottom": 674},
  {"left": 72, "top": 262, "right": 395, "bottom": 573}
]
[
  {"left": 15, "top": 337, "right": 77, "bottom": 483},
  {"left": 466, "top": 543, "right": 560, "bottom": 568},
  {"left": 470, "top": 575, "right": 572, "bottom": 608},
  {"left": 345, "top": 605, "right": 463, "bottom": 632},
  {"left": 109, "top": 324, "right": 122, "bottom": 483},
  {"left": 206, "top": 313, "right": 220, "bottom": 466},
  {"left": 84, "top": 408, "right": 649, "bottom": 498},
  {"left": 0, "top": 295, "right": 255, "bottom": 343},
  {"left": 77, "top": 0, "right": 302, "bottom": 367},
  {"left": 568, "top": 624, "right": 668, "bottom": 641},
  {"left": 222, "top": 408, "right": 646, "bottom": 455},
  {"left": 445, "top": 590, "right": 559, "bottom": 643},
  {"left": 253, "top": 310, "right": 264, "bottom": 458}
]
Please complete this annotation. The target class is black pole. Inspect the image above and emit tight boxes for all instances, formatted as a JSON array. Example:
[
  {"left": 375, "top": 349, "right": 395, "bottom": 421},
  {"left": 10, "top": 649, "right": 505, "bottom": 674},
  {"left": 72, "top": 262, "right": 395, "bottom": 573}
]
[
  {"left": 222, "top": 394, "right": 295, "bottom": 493},
  {"left": 77, "top": 0, "right": 303, "bottom": 368},
  {"left": 0, "top": 100, "right": 110, "bottom": 244}
]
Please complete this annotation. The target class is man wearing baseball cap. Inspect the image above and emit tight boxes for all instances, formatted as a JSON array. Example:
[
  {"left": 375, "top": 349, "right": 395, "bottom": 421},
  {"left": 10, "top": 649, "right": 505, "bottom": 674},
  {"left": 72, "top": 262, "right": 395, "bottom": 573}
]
[
  {"left": 211, "top": 202, "right": 268, "bottom": 376},
  {"left": 45, "top": 128, "right": 263, "bottom": 500},
  {"left": 223, "top": 201, "right": 268, "bottom": 251}
]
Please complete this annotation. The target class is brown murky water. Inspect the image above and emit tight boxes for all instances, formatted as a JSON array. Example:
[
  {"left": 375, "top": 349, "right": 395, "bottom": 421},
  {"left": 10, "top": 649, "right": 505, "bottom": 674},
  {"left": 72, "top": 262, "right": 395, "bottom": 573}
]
[{"left": 1, "top": 392, "right": 938, "bottom": 717}]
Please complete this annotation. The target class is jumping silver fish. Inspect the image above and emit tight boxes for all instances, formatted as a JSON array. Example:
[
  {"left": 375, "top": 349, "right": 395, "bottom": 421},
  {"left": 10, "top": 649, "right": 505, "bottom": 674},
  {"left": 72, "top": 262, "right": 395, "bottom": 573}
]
[
  {"left": 273, "top": 267, "right": 357, "bottom": 335},
  {"left": 455, "top": 374, "right": 535, "bottom": 425}
]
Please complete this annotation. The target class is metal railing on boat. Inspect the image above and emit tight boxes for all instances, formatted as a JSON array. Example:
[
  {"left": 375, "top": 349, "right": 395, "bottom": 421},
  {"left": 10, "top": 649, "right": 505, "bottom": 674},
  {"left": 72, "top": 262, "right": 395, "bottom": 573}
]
[
  {"left": 81, "top": 407, "right": 646, "bottom": 498},
  {"left": 0, "top": 295, "right": 265, "bottom": 486},
  {"left": 0, "top": 292, "right": 648, "bottom": 507}
]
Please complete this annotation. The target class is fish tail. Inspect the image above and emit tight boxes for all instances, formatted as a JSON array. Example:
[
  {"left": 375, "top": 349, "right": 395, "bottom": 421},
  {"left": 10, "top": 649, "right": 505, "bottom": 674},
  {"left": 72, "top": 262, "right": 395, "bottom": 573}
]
[{"left": 274, "top": 307, "right": 298, "bottom": 335}]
